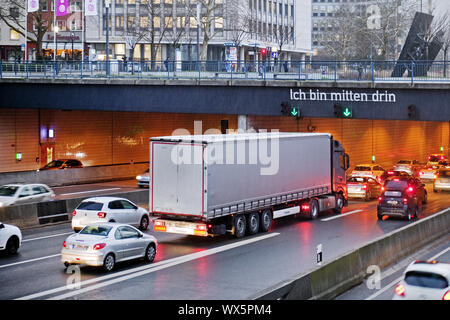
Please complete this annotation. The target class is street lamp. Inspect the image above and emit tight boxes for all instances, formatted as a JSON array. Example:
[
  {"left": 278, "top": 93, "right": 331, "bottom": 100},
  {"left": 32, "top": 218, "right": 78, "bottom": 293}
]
[
  {"left": 105, "top": 0, "right": 111, "bottom": 77},
  {"left": 54, "top": 25, "right": 59, "bottom": 61},
  {"left": 71, "top": 32, "right": 74, "bottom": 61}
]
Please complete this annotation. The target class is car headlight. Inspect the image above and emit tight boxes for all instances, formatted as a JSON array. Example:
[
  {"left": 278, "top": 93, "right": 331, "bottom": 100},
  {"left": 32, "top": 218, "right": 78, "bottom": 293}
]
[{"left": 136, "top": 175, "right": 142, "bottom": 180}]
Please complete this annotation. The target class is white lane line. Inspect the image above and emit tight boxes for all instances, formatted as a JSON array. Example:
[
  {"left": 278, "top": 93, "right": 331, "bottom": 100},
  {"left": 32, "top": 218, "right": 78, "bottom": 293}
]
[
  {"left": 16, "top": 232, "right": 280, "bottom": 300},
  {"left": 22, "top": 232, "right": 74, "bottom": 243},
  {"left": 365, "top": 245, "right": 450, "bottom": 300},
  {"left": 0, "top": 254, "right": 61, "bottom": 269},
  {"left": 59, "top": 188, "right": 122, "bottom": 196},
  {"left": 321, "top": 210, "right": 363, "bottom": 222}
]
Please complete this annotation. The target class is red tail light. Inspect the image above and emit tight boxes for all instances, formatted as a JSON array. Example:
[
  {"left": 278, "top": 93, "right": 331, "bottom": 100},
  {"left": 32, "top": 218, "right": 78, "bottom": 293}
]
[
  {"left": 443, "top": 291, "right": 450, "bottom": 300},
  {"left": 196, "top": 224, "right": 207, "bottom": 231},
  {"left": 301, "top": 203, "right": 310, "bottom": 211},
  {"left": 419, "top": 171, "right": 424, "bottom": 175},
  {"left": 63, "top": 241, "right": 67, "bottom": 248},
  {"left": 72, "top": 210, "right": 77, "bottom": 216},
  {"left": 378, "top": 196, "right": 383, "bottom": 202},
  {"left": 402, "top": 198, "right": 408, "bottom": 204},
  {"left": 441, "top": 156, "right": 445, "bottom": 160},
  {"left": 381, "top": 186, "right": 385, "bottom": 192},
  {"left": 93, "top": 243, "right": 107, "bottom": 250},
  {"left": 97, "top": 212, "right": 107, "bottom": 218},
  {"left": 388, "top": 171, "right": 395, "bottom": 175},
  {"left": 394, "top": 284, "right": 405, "bottom": 297}
]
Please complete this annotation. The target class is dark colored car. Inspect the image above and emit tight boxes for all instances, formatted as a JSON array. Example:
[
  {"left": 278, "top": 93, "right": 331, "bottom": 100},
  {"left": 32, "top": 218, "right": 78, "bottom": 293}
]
[
  {"left": 379, "top": 169, "right": 412, "bottom": 184},
  {"left": 39, "top": 159, "right": 84, "bottom": 171},
  {"left": 377, "top": 176, "right": 427, "bottom": 221}
]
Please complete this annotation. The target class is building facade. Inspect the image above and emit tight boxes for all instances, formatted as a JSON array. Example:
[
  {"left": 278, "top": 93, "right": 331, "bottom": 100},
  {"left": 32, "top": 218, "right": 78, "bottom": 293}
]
[
  {"left": 311, "top": 0, "right": 434, "bottom": 59},
  {"left": 84, "top": 0, "right": 312, "bottom": 63}
]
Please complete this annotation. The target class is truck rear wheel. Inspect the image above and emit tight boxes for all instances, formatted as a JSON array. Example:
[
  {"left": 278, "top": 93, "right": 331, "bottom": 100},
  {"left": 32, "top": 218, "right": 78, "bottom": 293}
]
[
  {"left": 246, "top": 212, "right": 260, "bottom": 235},
  {"left": 234, "top": 215, "right": 246, "bottom": 238},
  {"left": 309, "top": 199, "right": 319, "bottom": 219},
  {"left": 334, "top": 193, "right": 344, "bottom": 213},
  {"left": 259, "top": 209, "right": 272, "bottom": 232}
]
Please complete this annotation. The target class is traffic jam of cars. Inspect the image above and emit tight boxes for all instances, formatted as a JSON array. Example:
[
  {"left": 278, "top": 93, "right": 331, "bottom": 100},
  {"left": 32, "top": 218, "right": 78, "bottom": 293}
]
[{"left": 0, "top": 152, "right": 449, "bottom": 300}]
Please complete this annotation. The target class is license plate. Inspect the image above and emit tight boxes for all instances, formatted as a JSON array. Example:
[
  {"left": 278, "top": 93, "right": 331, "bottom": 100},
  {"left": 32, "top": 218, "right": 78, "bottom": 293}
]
[
  {"left": 387, "top": 200, "right": 398, "bottom": 205},
  {"left": 385, "top": 191, "right": 401, "bottom": 197},
  {"left": 71, "top": 244, "right": 88, "bottom": 250},
  {"left": 166, "top": 226, "right": 194, "bottom": 235}
]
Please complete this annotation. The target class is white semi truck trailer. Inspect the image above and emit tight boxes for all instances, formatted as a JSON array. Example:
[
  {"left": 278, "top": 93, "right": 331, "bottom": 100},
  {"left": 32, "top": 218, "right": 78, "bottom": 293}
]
[{"left": 150, "top": 132, "right": 349, "bottom": 238}]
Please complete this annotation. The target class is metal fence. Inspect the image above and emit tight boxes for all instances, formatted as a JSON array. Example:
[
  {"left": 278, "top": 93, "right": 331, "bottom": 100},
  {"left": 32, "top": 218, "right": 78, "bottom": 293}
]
[{"left": 1, "top": 60, "right": 450, "bottom": 83}]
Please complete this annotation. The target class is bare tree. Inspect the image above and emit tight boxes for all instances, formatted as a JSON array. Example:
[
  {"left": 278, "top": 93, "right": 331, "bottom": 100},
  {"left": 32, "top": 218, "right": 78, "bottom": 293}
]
[
  {"left": 223, "top": 0, "right": 251, "bottom": 61},
  {"left": 321, "top": 7, "right": 360, "bottom": 61},
  {"left": 0, "top": 0, "right": 51, "bottom": 60}
]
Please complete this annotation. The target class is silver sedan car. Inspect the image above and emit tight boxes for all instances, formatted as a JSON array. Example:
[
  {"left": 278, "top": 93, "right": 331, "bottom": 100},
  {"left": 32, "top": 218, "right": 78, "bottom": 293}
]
[
  {"left": 433, "top": 168, "right": 450, "bottom": 192},
  {"left": 61, "top": 223, "right": 157, "bottom": 272}
]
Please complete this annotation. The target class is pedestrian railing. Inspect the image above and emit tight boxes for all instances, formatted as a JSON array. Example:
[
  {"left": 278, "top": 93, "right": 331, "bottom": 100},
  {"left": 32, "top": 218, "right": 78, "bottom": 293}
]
[{"left": 1, "top": 60, "right": 450, "bottom": 83}]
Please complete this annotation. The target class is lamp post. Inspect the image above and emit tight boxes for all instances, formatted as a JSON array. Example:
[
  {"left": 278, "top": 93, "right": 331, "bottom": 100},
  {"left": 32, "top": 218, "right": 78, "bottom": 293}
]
[
  {"left": 54, "top": 25, "right": 59, "bottom": 61},
  {"left": 71, "top": 32, "right": 74, "bottom": 61},
  {"left": 196, "top": 2, "right": 200, "bottom": 64},
  {"left": 105, "top": 0, "right": 111, "bottom": 77}
]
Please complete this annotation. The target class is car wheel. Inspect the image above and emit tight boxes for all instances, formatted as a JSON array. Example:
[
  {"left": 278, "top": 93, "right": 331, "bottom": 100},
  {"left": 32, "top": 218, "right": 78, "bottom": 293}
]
[
  {"left": 433, "top": 189, "right": 439, "bottom": 193},
  {"left": 103, "top": 253, "right": 115, "bottom": 272},
  {"left": 259, "top": 209, "right": 272, "bottom": 233},
  {"left": 377, "top": 213, "right": 383, "bottom": 220},
  {"left": 333, "top": 194, "right": 344, "bottom": 213},
  {"left": 246, "top": 212, "right": 260, "bottom": 235},
  {"left": 5, "top": 236, "right": 19, "bottom": 255},
  {"left": 234, "top": 215, "right": 246, "bottom": 238},
  {"left": 144, "top": 244, "right": 156, "bottom": 263},
  {"left": 309, "top": 199, "right": 319, "bottom": 219},
  {"left": 139, "top": 216, "right": 149, "bottom": 231}
]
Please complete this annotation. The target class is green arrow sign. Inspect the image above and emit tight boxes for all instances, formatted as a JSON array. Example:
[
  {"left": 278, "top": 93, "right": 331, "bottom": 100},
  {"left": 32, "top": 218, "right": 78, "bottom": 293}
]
[
  {"left": 291, "top": 107, "right": 299, "bottom": 117},
  {"left": 342, "top": 107, "right": 352, "bottom": 118}
]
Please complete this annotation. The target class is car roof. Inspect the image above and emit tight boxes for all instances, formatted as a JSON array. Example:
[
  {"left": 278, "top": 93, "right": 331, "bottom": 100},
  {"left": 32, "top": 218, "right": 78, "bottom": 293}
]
[
  {"left": 81, "top": 197, "right": 129, "bottom": 203},
  {"left": 385, "top": 175, "right": 412, "bottom": 182},
  {"left": 406, "top": 261, "right": 450, "bottom": 278},
  {"left": 83, "top": 222, "right": 139, "bottom": 230},
  {"left": 354, "top": 164, "right": 378, "bottom": 167},
  {"left": 1, "top": 183, "right": 50, "bottom": 188}
]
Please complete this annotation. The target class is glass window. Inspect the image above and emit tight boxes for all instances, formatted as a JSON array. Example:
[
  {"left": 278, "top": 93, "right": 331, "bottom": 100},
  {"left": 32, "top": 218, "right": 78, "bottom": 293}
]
[
  {"left": 120, "top": 200, "right": 137, "bottom": 210},
  {"left": 385, "top": 180, "right": 408, "bottom": 190},
  {"left": 44, "top": 160, "right": 64, "bottom": 168},
  {"left": 77, "top": 201, "right": 104, "bottom": 210},
  {"left": 108, "top": 200, "right": 124, "bottom": 210},
  {"left": 354, "top": 166, "right": 372, "bottom": 171},
  {"left": 117, "top": 226, "right": 139, "bottom": 238},
  {"left": 80, "top": 225, "right": 112, "bottom": 236},
  {"left": 405, "top": 271, "right": 448, "bottom": 289},
  {"left": 438, "top": 170, "right": 450, "bottom": 177},
  {"left": 0, "top": 186, "right": 19, "bottom": 197}
]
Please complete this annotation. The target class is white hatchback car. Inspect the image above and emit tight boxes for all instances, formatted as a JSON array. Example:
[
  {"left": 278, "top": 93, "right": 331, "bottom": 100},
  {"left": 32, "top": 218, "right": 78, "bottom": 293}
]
[
  {"left": 0, "top": 184, "right": 55, "bottom": 207},
  {"left": 71, "top": 197, "right": 150, "bottom": 232},
  {"left": 0, "top": 222, "right": 22, "bottom": 255},
  {"left": 393, "top": 260, "right": 450, "bottom": 300}
]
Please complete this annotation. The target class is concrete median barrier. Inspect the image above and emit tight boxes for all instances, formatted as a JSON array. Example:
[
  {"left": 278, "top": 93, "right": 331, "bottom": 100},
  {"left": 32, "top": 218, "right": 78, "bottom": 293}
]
[
  {"left": 0, "top": 163, "right": 148, "bottom": 187},
  {"left": 0, "top": 189, "right": 149, "bottom": 229},
  {"left": 255, "top": 208, "right": 450, "bottom": 300}
]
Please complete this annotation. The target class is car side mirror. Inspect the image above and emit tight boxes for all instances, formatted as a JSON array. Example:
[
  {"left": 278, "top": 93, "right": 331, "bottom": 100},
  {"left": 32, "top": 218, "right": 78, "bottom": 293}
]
[
  {"left": 138, "top": 233, "right": 143, "bottom": 238},
  {"left": 0, "top": 224, "right": 4, "bottom": 229}
]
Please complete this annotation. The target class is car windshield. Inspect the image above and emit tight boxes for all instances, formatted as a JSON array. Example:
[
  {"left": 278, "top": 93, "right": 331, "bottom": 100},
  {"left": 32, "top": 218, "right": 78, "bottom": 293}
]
[
  {"left": 397, "top": 160, "right": 412, "bottom": 164},
  {"left": 405, "top": 271, "right": 448, "bottom": 289},
  {"left": 438, "top": 170, "right": 450, "bottom": 177},
  {"left": 79, "top": 225, "right": 112, "bottom": 236},
  {"left": 354, "top": 166, "right": 372, "bottom": 171},
  {"left": 385, "top": 180, "right": 408, "bottom": 190},
  {"left": 76, "top": 201, "right": 103, "bottom": 210},
  {"left": 44, "top": 160, "right": 64, "bottom": 168},
  {"left": 347, "top": 177, "right": 368, "bottom": 183},
  {"left": 0, "top": 186, "right": 19, "bottom": 197}
]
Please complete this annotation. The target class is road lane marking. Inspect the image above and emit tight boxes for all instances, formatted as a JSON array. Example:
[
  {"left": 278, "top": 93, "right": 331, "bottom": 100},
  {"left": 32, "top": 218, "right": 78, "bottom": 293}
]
[
  {"left": 321, "top": 210, "right": 363, "bottom": 222},
  {"left": 59, "top": 188, "right": 122, "bottom": 196},
  {"left": 365, "top": 245, "right": 450, "bottom": 300},
  {"left": 16, "top": 232, "right": 280, "bottom": 300},
  {"left": 0, "top": 254, "right": 61, "bottom": 269},
  {"left": 22, "top": 232, "right": 74, "bottom": 243}
]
